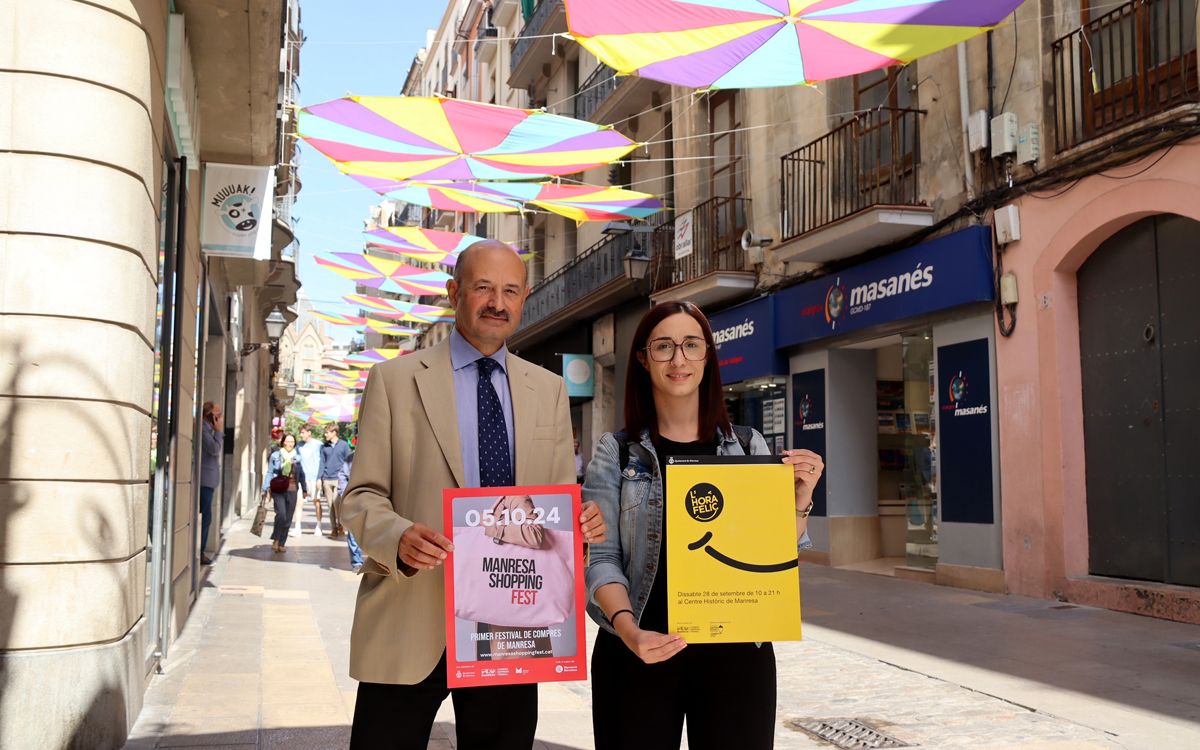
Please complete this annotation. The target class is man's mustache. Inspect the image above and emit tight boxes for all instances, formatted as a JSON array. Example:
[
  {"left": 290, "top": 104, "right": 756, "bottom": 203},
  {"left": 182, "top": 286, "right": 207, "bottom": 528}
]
[{"left": 479, "top": 308, "right": 510, "bottom": 320}]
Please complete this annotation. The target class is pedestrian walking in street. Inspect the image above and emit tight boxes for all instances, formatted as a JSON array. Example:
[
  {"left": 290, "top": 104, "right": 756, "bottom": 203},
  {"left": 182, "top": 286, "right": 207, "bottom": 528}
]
[
  {"left": 340, "top": 240, "right": 607, "bottom": 750},
  {"left": 262, "top": 433, "right": 309, "bottom": 554},
  {"left": 335, "top": 448, "right": 363, "bottom": 573},
  {"left": 296, "top": 424, "right": 323, "bottom": 534},
  {"left": 199, "top": 401, "right": 224, "bottom": 566},
  {"left": 318, "top": 424, "right": 350, "bottom": 537},
  {"left": 583, "top": 300, "right": 824, "bottom": 750}
]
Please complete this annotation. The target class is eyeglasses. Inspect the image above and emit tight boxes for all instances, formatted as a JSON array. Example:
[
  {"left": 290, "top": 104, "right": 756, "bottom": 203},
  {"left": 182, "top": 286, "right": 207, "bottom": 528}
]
[{"left": 644, "top": 336, "right": 708, "bottom": 362}]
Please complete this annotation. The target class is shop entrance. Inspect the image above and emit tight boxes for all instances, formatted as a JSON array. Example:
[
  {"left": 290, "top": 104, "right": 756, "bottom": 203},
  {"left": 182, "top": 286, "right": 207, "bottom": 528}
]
[
  {"left": 723, "top": 378, "right": 788, "bottom": 455},
  {"left": 846, "top": 331, "right": 938, "bottom": 571},
  {"left": 1078, "top": 214, "right": 1200, "bottom": 587}
]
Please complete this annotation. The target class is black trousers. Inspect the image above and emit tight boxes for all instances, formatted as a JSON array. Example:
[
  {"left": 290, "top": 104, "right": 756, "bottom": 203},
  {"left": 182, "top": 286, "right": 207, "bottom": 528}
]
[
  {"left": 350, "top": 651, "right": 537, "bottom": 750},
  {"left": 591, "top": 629, "right": 776, "bottom": 750}
]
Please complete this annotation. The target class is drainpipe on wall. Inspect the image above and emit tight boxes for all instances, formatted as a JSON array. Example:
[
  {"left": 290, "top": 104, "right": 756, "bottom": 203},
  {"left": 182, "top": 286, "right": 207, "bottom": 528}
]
[{"left": 957, "top": 43, "right": 977, "bottom": 202}]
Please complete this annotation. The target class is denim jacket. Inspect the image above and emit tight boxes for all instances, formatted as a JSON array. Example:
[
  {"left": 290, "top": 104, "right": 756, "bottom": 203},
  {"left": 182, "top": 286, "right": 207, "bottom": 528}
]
[
  {"left": 583, "top": 427, "right": 812, "bottom": 636},
  {"left": 260, "top": 450, "right": 308, "bottom": 495}
]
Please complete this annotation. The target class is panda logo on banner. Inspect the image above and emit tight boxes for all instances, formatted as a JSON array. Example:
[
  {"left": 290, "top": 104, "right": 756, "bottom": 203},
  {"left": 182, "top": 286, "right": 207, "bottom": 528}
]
[{"left": 212, "top": 184, "right": 261, "bottom": 234}]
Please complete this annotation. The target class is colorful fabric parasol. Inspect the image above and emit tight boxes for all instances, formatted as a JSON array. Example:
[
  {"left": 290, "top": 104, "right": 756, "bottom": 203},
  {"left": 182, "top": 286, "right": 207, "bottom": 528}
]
[
  {"left": 299, "top": 96, "right": 639, "bottom": 182},
  {"left": 311, "top": 310, "right": 368, "bottom": 327},
  {"left": 364, "top": 226, "right": 527, "bottom": 267},
  {"left": 311, "top": 370, "right": 370, "bottom": 391},
  {"left": 306, "top": 393, "right": 363, "bottom": 423},
  {"left": 358, "top": 177, "right": 664, "bottom": 222},
  {"left": 563, "top": 0, "right": 1026, "bottom": 89},
  {"left": 363, "top": 319, "right": 421, "bottom": 337},
  {"left": 349, "top": 175, "right": 524, "bottom": 214},
  {"left": 344, "top": 295, "right": 456, "bottom": 324},
  {"left": 310, "top": 310, "right": 419, "bottom": 337},
  {"left": 342, "top": 348, "right": 409, "bottom": 367},
  {"left": 315, "top": 252, "right": 452, "bottom": 296}
]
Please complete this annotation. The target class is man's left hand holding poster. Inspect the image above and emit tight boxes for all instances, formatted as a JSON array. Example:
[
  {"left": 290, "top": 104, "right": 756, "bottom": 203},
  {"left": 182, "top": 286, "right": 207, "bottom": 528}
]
[{"left": 444, "top": 485, "right": 587, "bottom": 687}]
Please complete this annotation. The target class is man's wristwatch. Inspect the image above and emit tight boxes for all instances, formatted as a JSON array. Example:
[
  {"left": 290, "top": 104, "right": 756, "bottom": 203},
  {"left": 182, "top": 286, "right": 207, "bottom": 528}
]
[{"left": 797, "top": 501, "right": 814, "bottom": 519}]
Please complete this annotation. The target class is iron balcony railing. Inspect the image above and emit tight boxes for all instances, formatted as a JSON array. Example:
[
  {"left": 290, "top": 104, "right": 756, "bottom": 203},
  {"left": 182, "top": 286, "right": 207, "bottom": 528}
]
[
  {"left": 575, "top": 64, "right": 618, "bottom": 121},
  {"left": 510, "top": 0, "right": 560, "bottom": 74},
  {"left": 518, "top": 213, "right": 668, "bottom": 332},
  {"left": 780, "top": 107, "right": 923, "bottom": 242},
  {"left": 1052, "top": 0, "right": 1198, "bottom": 153},
  {"left": 650, "top": 197, "right": 750, "bottom": 293}
]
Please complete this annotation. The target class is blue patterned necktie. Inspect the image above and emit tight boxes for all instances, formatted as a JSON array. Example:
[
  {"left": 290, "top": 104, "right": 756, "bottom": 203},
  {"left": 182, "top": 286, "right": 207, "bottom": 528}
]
[{"left": 476, "top": 357, "right": 513, "bottom": 487}]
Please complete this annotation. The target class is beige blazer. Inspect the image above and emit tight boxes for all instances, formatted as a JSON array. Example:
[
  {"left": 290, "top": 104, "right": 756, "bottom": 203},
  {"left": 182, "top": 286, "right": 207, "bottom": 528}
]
[{"left": 340, "top": 339, "right": 576, "bottom": 685}]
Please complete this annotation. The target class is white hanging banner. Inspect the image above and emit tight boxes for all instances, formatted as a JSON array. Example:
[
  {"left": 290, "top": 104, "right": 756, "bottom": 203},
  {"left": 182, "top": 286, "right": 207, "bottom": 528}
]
[
  {"left": 674, "top": 210, "right": 693, "bottom": 260},
  {"left": 201, "top": 162, "right": 276, "bottom": 260}
]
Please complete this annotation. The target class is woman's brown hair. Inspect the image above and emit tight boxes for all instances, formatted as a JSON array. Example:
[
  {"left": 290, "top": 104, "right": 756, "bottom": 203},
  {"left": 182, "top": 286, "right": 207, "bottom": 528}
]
[{"left": 622, "top": 301, "right": 732, "bottom": 442}]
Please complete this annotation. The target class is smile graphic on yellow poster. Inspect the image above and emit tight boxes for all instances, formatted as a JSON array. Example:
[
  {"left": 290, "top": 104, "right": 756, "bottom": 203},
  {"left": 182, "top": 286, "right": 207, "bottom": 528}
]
[{"left": 666, "top": 456, "right": 802, "bottom": 643}]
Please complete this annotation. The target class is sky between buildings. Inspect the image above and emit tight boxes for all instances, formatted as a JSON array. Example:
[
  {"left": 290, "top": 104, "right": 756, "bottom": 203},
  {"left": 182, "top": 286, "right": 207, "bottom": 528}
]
[{"left": 293, "top": 2, "right": 448, "bottom": 344}]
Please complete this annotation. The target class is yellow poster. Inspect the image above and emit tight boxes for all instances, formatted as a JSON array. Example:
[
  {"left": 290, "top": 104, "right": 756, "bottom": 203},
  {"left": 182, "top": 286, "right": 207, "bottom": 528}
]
[{"left": 665, "top": 456, "right": 801, "bottom": 643}]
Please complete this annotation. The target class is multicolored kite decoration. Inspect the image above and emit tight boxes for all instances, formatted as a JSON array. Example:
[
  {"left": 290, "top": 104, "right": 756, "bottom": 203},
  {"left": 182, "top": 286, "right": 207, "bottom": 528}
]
[
  {"left": 342, "top": 348, "right": 410, "bottom": 367},
  {"left": 364, "top": 226, "right": 526, "bottom": 267},
  {"left": 315, "top": 252, "right": 452, "bottom": 296},
  {"left": 344, "top": 294, "right": 456, "bottom": 324},
  {"left": 356, "top": 178, "right": 664, "bottom": 222},
  {"left": 312, "top": 369, "right": 371, "bottom": 391},
  {"left": 311, "top": 310, "right": 367, "bottom": 327},
  {"left": 298, "top": 96, "right": 639, "bottom": 182},
  {"left": 311, "top": 309, "right": 420, "bottom": 337},
  {"left": 563, "top": 0, "right": 1026, "bottom": 89},
  {"left": 363, "top": 319, "right": 421, "bottom": 337},
  {"left": 305, "top": 393, "right": 363, "bottom": 423}
]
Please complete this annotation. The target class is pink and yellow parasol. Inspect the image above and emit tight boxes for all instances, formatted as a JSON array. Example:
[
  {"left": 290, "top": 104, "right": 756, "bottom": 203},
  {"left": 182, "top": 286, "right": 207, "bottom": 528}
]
[
  {"left": 355, "top": 176, "right": 664, "bottom": 222},
  {"left": 299, "top": 96, "right": 639, "bottom": 182},
  {"left": 364, "top": 226, "right": 527, "bottom": 267},
  {"left": 564, "top": 0, "right": 1026, "bottom": 89},
  {"left": 306, "top": 393, "right": 363, "bottom": 423},
  {"left": 315, "top": 252, "right": 452, "bottom": 296},
  {"left": 311, "top": 311, "right": 368, "bottom": 327},
  {"left": 311, "top": 310, "right": 420, "bottom": 337},
  {"left": 344, "top": 295, "right": 456, "bottom": 324},
  {"left": 341, "top": 348, "right": 410, "bottom": 367}
]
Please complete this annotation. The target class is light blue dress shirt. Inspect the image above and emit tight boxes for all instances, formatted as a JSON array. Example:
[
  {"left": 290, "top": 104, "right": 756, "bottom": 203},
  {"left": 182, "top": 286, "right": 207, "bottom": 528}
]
[{"left": 450, "top": 328, "right": 515, "bottom": 487}]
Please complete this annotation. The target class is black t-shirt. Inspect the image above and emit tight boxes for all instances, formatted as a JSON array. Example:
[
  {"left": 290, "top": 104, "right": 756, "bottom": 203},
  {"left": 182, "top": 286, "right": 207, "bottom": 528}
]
[{"left": 640, "top": 435, "right": 719, "bottom": 633}]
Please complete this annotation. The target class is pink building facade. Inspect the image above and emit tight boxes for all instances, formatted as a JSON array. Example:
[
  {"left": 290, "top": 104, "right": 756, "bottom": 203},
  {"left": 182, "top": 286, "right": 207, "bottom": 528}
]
[{"left": 996, "top": 136, "right": 1200, "bottom": 624}]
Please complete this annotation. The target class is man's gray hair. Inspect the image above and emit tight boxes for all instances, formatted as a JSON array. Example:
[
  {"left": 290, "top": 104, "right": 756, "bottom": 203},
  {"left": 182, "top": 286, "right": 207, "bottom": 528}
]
[{"left": 453, "top": 240, "right": 529, "bottom": 287}]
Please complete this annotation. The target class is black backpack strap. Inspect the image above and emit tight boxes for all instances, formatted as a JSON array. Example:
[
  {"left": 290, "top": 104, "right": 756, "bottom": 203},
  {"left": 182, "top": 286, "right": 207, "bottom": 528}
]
[
  {"left": 612, "top": 431, "right": 631, "bottom": 474},
  {"left": 732, "top": 425, "right": 755, "bottom": 455}
]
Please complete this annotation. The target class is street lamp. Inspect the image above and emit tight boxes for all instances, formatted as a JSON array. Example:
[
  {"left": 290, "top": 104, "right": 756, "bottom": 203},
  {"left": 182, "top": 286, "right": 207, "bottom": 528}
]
[
  {"left": 264, "top": 309, "right": 288, "bottom": 340},
  {"left": 623, "top": 244, "right": 651, "bottom": 281},
  {"left": 240, "top": 308, "right": 290, "bottom": 357}
]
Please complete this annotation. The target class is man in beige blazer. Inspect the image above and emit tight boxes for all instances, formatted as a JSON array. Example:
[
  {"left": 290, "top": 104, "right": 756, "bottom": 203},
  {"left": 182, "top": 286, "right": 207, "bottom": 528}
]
[{"left": 341, "top": 241, "right": 607, "bottom": 750}]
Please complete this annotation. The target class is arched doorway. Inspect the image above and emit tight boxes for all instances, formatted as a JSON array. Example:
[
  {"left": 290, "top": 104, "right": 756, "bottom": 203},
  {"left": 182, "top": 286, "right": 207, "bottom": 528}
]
[{"left": 1078, "top": 214, "right": 1200, "bottom": 586}]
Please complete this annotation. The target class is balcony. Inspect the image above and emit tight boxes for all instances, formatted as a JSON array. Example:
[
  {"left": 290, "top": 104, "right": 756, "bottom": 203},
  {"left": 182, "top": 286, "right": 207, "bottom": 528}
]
[
  {"left": 650, "top": 197, "right": 756, "bottom": 308},
  {"left": 575, "top": 64, "right": 618, "bottom": 121},
  {"left": 511, "top": 218, "right": 665, "bottom": 348},
  {"left": 773, "top": 107, "right": 931, "bottom": 265},
  {"left": 475, "top": 12, "right": 500, "bottom": 64},
  {"left": 509, "top": 0, "right": 566, "bottom": 91},
  {"left": 1052, "top": 0, "right": 1198, "bottom": 153}
]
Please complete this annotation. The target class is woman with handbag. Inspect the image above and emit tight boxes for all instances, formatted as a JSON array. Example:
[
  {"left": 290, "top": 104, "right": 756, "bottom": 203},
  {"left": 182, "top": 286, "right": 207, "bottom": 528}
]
[
  {"left": 583, "top": 301, "right": 824, "bottom": 750},
  {"left": 261, "top": 433, "right": 309, "bottom": 553}
]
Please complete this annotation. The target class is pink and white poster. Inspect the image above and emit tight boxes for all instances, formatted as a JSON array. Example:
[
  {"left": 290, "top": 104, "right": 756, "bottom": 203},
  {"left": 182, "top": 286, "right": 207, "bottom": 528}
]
[{"left": 443, "top": 485, "right": 586, "bottom": 688}]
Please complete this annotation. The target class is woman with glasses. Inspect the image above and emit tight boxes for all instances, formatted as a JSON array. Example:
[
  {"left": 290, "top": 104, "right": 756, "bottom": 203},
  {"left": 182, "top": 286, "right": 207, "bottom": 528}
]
[{"left": 583, "top": 300, "right": 823, "bottom": 750}]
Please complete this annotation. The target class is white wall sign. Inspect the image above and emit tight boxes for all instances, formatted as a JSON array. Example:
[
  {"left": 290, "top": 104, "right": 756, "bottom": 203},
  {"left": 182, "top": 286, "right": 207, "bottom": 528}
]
[
  {"left": 674, "top": 210, "right": 693, "bottom": 260},
  {"left": 201, "top": 163, "right": 276, "bottom": 260}
]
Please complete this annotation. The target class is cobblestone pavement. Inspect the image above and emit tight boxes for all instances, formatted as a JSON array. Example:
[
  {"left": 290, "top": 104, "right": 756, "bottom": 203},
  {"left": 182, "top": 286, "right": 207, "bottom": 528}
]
[{"left": 125, "top": 511, "right": 1200, "bottom": 749}]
